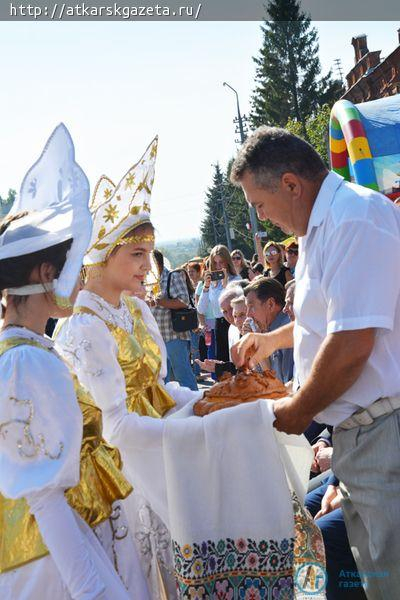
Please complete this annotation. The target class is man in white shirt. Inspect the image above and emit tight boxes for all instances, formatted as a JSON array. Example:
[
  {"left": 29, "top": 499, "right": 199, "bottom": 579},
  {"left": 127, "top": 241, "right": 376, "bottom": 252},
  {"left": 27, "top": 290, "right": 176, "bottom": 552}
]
[{"left": 230, "top": 126, "right": 400, "bottom": 598}]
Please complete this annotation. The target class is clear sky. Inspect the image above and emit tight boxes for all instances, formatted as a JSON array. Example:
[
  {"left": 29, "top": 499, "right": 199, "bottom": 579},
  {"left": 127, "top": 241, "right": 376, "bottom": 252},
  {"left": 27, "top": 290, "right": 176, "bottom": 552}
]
[{"left": 0, "top": 21, "right": 396, "bottom": 241}]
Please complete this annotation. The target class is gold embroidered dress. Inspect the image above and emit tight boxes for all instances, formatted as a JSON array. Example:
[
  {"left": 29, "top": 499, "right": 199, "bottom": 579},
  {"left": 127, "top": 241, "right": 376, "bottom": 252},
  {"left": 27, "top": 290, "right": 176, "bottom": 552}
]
[{"left": 53, "top": 135, "right": 203, "bottom": 599}]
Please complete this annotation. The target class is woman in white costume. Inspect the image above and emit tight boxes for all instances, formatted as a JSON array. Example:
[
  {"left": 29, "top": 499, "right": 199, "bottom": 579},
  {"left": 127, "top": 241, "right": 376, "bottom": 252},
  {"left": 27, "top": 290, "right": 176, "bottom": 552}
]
[
  {"left": 55, "top": 137, "right": 203, "bottom": 598},
  {"left": 0, "top": 124, "right": 144, "bottom": 600}
]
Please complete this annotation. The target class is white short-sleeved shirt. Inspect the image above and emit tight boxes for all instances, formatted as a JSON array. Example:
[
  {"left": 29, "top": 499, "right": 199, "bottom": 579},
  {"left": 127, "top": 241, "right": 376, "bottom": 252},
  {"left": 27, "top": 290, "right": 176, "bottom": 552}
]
[{"left": 294, "top": 172, "right": 400, "bottom": 426}]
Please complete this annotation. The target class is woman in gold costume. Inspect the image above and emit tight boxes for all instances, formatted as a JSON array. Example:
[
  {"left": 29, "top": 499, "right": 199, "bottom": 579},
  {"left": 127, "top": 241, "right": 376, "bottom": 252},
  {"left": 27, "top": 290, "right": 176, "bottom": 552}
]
[
  {"left": 0, "top": 125, "right": 146, "bottom": 599},
  {"left": 55, "top": 137, "right": 203, "bottom": 598}
]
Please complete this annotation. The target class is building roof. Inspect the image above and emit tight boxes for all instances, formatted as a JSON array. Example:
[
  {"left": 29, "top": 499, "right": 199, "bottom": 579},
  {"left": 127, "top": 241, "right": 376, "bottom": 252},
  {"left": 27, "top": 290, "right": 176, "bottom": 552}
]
[{"left": 342, "top": 43, "right": 400, "bottom": 102}]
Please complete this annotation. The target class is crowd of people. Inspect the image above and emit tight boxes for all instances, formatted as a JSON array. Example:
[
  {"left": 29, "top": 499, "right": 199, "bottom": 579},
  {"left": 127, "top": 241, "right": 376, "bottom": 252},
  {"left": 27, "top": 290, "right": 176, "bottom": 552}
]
[
  {"left": 151, "top": 239, "right": 298, "bottom": 391},
  {"left": 1, "top": 122, "right": 400, "bottom": 600}
]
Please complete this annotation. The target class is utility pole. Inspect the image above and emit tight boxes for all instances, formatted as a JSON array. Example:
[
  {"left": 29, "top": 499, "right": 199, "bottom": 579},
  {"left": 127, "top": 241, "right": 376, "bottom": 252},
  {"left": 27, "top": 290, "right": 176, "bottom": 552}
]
[
  {"left": 223, "top": 81, "right": 259, "bottom": 252},
  {"left": 219, "top": 191, "right": 232, "bottom": 251},
  {"left": 333, "top": 58, "right": 344, "bottom": 84},
  {"left": 211, "top": 162, "right": 232, "bottom": 250}
]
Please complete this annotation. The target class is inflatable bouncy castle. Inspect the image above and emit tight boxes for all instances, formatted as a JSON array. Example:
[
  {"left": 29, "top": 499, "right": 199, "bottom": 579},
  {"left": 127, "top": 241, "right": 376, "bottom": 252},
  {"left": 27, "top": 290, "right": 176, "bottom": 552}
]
[{"left": 329, "top": 95, "right": 400, "bottom": 202}]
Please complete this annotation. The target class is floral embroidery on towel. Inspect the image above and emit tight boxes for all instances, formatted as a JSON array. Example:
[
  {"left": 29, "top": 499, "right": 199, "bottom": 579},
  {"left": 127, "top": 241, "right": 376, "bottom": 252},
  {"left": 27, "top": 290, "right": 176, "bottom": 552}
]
[{"left": 173, "top": 536, "right": 294, "bottom": 599}]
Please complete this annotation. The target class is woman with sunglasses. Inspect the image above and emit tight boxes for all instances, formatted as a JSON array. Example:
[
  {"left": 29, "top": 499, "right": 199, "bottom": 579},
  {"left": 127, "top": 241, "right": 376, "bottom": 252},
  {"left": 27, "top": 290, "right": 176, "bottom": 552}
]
[
  {"left": 263, "top": 241, "right": 293, "bottom": 287},
  {"left": 231, "top": 249, "right": 252, "bottom": 279},
  {"left": 285, "top": 242, "right": 299, "bottom": 275}
]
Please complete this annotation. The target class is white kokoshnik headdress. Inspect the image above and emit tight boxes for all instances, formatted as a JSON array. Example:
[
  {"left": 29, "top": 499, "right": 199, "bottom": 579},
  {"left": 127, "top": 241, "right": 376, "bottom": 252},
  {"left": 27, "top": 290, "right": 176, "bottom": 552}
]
[
  {"left": 0, "top": 123, "right": 91, "bottom": 307},
  {"left": 84, "top": 135, "right": 158, "bottom": 267}
]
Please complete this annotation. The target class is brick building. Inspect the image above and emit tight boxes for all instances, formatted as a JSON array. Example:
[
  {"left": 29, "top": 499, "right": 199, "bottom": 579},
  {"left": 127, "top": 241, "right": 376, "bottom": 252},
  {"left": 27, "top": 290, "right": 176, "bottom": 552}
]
[{"left": 342, "top": 31, "right": 400, "bottom": 103}]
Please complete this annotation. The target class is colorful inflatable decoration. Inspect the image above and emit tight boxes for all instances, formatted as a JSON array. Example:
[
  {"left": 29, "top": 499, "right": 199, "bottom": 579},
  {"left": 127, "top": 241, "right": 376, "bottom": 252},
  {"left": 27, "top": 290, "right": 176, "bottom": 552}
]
[{"left": 330, "top": 95, "right": 400, "bottom": 201}]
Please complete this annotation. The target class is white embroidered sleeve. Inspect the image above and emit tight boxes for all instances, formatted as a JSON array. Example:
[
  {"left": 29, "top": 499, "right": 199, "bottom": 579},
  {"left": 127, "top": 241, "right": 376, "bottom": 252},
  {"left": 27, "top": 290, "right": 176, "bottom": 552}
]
[
  {"left": 163, "top": 382, "right": 203, "bottom": 414},
  {"left": 26, "top": 489, "right": 107, "bottom": 600},
  {"left": 0, "top": 346, "right": 82, "bottom": 499}
]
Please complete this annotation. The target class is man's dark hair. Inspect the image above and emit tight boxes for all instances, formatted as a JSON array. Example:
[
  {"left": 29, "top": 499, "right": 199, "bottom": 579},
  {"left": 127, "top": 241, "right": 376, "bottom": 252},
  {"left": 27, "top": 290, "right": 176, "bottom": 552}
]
[
  {"left": 244, "top": 276, "right": 285, "bottom": 308},
  {"left": 230, "top": 126, "right": 327, "bottom": 191}
]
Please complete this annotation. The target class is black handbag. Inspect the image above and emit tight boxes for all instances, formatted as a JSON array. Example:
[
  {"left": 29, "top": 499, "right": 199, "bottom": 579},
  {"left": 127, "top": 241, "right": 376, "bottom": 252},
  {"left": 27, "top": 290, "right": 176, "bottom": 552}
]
[{"left": 167, "top": 270, "right": 199, "bottom": 333}]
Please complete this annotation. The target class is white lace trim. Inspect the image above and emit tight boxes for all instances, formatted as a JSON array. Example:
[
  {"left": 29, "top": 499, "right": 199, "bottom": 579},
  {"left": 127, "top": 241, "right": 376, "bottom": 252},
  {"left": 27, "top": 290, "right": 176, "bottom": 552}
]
[{"left": 77, "top": 290, "right": 133, "bottom": 332}]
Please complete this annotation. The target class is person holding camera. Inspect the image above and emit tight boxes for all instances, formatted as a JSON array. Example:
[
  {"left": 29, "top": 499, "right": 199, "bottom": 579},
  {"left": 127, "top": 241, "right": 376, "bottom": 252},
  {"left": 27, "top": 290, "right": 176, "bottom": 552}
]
[{"left": 197, "top": 245, "right": 240, "bottom": 362}]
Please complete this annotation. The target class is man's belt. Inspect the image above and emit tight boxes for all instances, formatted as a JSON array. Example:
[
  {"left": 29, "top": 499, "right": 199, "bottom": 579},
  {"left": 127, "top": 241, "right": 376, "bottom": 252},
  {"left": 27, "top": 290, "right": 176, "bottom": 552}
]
[{"left": 337, "top": 396, "right": 400, "bottom": 430}]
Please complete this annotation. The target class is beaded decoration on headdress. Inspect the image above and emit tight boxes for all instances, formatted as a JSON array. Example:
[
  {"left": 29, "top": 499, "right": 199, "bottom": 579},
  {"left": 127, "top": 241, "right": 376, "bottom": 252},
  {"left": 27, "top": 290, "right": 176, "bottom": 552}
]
[
  {"left": 116, "top": 234, "right": 155, "bottom": 246},
  {"left": 84, "top": 137, "right": 158, "bottom": 268}
]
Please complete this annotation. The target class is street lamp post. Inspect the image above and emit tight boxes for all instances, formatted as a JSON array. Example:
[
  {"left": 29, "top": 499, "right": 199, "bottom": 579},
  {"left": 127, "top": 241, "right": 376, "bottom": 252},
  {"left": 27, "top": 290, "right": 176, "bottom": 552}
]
[
  {"left": 223, "top": 81, "right": 259, "bottom": 251},
  {"left": 219, "top": 192, "right": 233, "bottom": 251}
]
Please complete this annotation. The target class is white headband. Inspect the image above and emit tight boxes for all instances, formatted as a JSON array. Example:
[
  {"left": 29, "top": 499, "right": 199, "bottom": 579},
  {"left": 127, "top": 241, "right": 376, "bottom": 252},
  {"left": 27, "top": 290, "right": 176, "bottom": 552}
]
[{"left": 6, "top": 281, "right": 55, "bottom": 296}]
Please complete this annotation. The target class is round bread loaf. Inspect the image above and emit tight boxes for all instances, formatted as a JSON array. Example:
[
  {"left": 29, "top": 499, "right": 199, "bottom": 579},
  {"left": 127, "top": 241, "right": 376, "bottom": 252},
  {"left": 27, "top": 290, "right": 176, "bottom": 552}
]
[{"left": 194, "top": 370, "right": 287, "bottom": 417}]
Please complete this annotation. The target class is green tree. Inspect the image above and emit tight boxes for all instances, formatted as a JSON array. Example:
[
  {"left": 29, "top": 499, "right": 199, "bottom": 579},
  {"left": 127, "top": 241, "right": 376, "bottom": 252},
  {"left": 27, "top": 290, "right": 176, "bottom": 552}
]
[
  {"left": 250, "top": 0, "right": 343, "bottom": 134},
  {"left": 261, "top": 220, "right": 287, "bottom": 243},
  {"left": 0, "top": 189, "right": 16, "bottom": 217},
  {"left": 223, "top": 160, "right": 254, "bottom": 257},
  {"left": 224, "top": 160, "right": 286, "bottom": 255},
  {"left": 200, "top": 162, "right": 287, "bottom": 261},
  {"left": 200, "top": 162, "right": 255, "bottom": 258},
  {"left": 199, "top": 164, "right": 227, "bottom": 254},
  {"left": 286, "top": 103, "right": 331, "bottom": 165}
]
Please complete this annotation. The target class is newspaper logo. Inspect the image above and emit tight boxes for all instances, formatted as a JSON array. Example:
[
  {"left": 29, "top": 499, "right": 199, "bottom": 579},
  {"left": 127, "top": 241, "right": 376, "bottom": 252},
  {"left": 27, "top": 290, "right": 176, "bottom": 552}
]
[{"left": 295, "top": 562, "right": 327, "bottom": 595}]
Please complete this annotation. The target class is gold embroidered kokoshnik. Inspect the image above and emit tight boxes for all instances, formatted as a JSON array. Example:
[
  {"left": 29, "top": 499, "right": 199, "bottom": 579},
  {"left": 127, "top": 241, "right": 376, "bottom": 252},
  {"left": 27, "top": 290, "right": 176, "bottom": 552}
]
[
  {"left": 73, "top": 296, "right": 176, "bottom": 418},
  {"left": 0, "top": 337, "right": 132, "bottom": 573}
]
